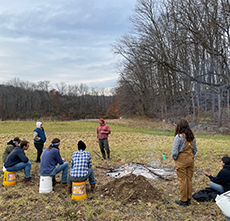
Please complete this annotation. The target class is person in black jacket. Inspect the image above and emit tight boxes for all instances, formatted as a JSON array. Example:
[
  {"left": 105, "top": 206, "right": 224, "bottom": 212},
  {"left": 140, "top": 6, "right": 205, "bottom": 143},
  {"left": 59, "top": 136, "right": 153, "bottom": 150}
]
[{"left": 204, "top": 156, "right": 230, "bottom": 193}]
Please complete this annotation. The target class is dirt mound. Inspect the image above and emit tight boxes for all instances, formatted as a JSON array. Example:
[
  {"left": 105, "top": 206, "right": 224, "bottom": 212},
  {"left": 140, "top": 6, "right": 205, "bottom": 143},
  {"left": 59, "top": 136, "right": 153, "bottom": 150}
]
[{"left": 99, "top": 174, "right": 161, "bottom": 203}]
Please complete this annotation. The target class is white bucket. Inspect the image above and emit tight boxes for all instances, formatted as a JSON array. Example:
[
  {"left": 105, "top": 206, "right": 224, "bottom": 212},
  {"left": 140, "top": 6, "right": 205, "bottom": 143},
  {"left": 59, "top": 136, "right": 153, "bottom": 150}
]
[{"left": 39, "top": 176, "right": 53, "bottom": 193}]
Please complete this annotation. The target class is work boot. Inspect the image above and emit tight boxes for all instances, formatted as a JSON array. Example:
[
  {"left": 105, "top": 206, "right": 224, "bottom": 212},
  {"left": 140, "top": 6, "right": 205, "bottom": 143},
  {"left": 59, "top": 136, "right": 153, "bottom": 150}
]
[
  {"left": 52, "top": 178, "right": 60, "bottom": 186},
  {"left": 25, "top": 177, "right": 34, "bottom": 185},
  {"left": 61, "top": 183, "right": 68, "bottom": 187},
  {"left": 90, "top": 183, "right": 96, "bottom": 192},
  {"left": 102, "top": 151, "right": 106, "bottom": 159},
  {"left": 187, "top": 199, "right": 191, "bottom": 205},
  {"left": 107, "top": 152, "right": 110, "bottom": 161},
  {"left": 175, "top": 200, "right": 189, "bottom": 206}
]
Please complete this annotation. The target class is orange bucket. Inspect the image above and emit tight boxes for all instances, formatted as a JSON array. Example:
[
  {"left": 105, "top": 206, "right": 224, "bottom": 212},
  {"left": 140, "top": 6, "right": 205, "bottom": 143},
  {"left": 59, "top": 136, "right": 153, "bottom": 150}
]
[{"left": 3, "top": 171, "right": 16, "bottom": 186}]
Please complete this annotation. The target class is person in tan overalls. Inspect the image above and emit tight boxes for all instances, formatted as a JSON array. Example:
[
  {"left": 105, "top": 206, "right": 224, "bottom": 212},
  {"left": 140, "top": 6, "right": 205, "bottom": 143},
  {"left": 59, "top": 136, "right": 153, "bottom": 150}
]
[{"left": 172, "top": 119, "right": 198, "bottom": 206}]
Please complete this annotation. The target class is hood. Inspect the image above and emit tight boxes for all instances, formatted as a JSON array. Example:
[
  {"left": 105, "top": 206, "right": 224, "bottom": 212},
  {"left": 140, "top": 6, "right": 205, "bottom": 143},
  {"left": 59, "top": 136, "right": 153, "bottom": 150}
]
[
  {"left": 223, "top": 164, "right": 230, "bottom": 171},
  {"left": 7, "top": 140, "right": 15, "bottom": 146}
]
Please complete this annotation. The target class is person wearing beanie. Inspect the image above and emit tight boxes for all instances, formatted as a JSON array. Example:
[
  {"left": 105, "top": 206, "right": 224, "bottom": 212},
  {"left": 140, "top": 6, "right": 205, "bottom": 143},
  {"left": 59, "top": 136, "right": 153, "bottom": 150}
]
[
  {"left": 33, "top": 121, "right": 46, "bottom": 163},
  {"left": 67, "top": 140, "right": 96, "bottom": 192},
  {"left": 2, "top": 137, "right": 21, "bottom": 172},
  {"left": 96, "top": 118, "right": 111, "bottom": 160},
  {"left": 39, "top": 138, "right": 69, "bottom": 187},
  {"left": 204, "top": 156, "right": 230, "bottom": 193}
]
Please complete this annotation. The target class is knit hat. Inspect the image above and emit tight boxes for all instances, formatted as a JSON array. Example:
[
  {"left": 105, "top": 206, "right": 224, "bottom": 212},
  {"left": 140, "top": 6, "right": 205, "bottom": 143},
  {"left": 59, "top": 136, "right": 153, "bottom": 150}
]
[
  {"left": 78, "top": 140, "right": 86, "bottom": 150},
  {"left": 36, "top": 122, "right": 42, "bottom": 128},
  {"left": 13, "top": 137, "right": 21, "bottom": 143},
  {"left": 222, "top": 156, "right": 230, "bottom": 165},
  {"left": 99, "top": 118, "right": 105, "bottom": 124}
]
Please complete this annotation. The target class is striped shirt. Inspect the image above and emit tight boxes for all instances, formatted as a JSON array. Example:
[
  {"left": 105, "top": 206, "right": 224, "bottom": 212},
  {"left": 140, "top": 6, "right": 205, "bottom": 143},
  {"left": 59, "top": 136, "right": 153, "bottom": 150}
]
[{"left": 70, "top": 150, "right": 92, "bottom": 177}]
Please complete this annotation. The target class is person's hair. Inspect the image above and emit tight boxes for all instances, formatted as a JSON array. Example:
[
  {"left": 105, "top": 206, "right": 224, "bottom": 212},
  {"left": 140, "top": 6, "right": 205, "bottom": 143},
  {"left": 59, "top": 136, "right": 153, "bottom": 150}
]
[
  {"left": 175, "top": 119, "right": 194, "bottom": 142},
  {"left": 78, "top": 140, "right": 86, "bottom": 150},
  {"left": 20, "top": 140, "right": 29, "bottom": 148},
  {"left": 222, "top": 156, "right": 230, "bottom": 165},
  {"left": 48, "top": 138, "right": 60, "bottom": 150}
]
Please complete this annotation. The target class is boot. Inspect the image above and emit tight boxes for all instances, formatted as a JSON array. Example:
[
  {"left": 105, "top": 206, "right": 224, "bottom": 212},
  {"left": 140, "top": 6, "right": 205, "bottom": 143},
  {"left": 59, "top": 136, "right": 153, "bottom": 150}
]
[
  {"left": 61, "top": 183, "right": 68, "bottom": 187},
  {"left": 68, "top": 184, "right": 72, "bottom": 194},
  {"left": 25, "top": 177, "right": 34, "bottom": 185},
  {"left": 102, "top": 151, "right": 106, "bottom": 159},
  {"left": 175, "top": 200, "right": 189, "bottom": 206},
  {"left": 90, "top": 183, "right": 96, "bottom": 192},
  {"left": 187, "top": 199, "right": 191, "bottom": 205},
  {"left": 107, "top": 152, "right": 110, "bottom": 161}
]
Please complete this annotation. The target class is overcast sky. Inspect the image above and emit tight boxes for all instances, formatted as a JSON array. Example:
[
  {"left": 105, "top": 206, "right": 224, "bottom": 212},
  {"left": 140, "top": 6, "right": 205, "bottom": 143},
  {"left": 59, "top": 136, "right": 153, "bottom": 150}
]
[{"left": 0, "top": 0, "right": 136, "bottom": 90}]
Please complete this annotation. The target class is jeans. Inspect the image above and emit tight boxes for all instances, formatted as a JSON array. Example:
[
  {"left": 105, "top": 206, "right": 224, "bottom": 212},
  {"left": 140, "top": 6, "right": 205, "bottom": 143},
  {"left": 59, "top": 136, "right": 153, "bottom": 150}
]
[
  {"left": 99, "top": 138, "right": 110, "bottom": 153},
  {"left": 41, "top": 162, "right": 69, "bottom": 183},
  {"left": 6, "top": 161, "right": 31, "bottom": 178},
  {"left": 209, "top": 181, "right": 224, "bottom": 193},
  {"left": 67, "top": 168, "right": 96, "bottom": 185}
]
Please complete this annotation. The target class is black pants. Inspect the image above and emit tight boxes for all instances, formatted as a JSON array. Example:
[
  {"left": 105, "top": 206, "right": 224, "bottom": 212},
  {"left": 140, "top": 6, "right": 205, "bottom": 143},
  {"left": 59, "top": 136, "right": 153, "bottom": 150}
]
[{"left": 34, "top": 143, "right": 44, "bottom": 162}]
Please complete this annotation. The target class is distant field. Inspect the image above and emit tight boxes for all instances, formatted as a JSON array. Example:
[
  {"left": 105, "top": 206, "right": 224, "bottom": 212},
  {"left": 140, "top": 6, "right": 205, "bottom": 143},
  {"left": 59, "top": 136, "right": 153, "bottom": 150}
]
[{"left": 0, "top": 119, "right": 229, "bottom": 220}]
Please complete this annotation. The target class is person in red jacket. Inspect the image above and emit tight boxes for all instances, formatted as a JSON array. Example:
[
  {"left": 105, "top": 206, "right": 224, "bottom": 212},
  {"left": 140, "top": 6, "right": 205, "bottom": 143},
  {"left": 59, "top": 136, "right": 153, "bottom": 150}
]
[{"left": 96, "top": 118, "right": 111, "bottom": 160}]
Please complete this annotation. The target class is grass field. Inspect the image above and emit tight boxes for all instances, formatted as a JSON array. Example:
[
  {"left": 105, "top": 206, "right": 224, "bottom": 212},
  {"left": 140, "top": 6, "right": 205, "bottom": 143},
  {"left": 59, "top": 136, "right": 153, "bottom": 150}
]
[{"left": 0, "top": 119, "right": 229, "bottom": 221}]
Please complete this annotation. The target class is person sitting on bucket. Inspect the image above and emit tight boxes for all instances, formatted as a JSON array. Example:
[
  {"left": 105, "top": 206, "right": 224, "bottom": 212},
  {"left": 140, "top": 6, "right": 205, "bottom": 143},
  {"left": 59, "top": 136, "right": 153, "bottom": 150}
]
[
  {"left": 4, "top": 140, "right": 33, "bottom": 184},
  {"left": 2, "top": 137, "right": 21, "bottom": 172},
  {"left": 67, "top": 140, "right": 96, "bottom": 192},
  {"left": 39, "top": 138, "right": 69, "bottom": 187},
  {"left": 204, "top": 156, "right": 230, "bottom": 193}
]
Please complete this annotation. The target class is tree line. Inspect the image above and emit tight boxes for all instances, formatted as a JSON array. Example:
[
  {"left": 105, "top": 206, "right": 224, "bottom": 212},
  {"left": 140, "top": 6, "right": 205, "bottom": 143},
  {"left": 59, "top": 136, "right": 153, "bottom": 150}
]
[
  {"left": 0, "top": 78, "right": 116, "bottom": 120},
  {"left": 113, "top": 0, "right": 230, "bottom": 126}
]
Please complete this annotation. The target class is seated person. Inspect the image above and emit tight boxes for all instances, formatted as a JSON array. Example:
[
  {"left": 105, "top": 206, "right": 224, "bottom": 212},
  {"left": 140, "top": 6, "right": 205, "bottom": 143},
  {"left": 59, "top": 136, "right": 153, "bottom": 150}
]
[
  {"left": 67, "top": 140, "right": 96, "bottom": 192},
  {"left": 39, "top": 138, "right": 69, "bottom": 186},
  {"left": 4, "top": 140, "right": 32, "bottom": 184},
  {"left": 2, "top": 137, "right": 21, "bottom": 172},
  {"left": 204, "top": 156, "right": 230, "bottom": 193}
]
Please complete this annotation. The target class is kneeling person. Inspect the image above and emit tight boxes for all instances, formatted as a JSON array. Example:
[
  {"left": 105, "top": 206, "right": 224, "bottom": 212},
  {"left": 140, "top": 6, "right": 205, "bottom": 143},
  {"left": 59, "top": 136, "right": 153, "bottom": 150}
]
[
  {"left": 68, "top": 140, "right": 96, "bottom": 192},
  {"left": 39, "top": 138, "right": 69, "bottom": 186},
  {"left": 4, "top": 140, "right": 32, "bottom": 183}
]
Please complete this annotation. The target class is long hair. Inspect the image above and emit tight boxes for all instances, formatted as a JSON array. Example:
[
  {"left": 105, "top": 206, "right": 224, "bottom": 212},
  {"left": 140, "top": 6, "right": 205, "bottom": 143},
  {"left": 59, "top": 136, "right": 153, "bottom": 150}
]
[
  {"left": 175, "top": 119, "right": 194, "bottom": 142},
  {"left": 48, "top": 138, "right": 60, "bottom": 150}
]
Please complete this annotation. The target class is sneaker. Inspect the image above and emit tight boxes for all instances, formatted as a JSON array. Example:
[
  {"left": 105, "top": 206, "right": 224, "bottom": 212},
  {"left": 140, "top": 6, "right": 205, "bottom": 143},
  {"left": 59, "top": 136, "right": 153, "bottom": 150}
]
[{"left": 175, "top": 200, "right": 189, "bottom": 206}]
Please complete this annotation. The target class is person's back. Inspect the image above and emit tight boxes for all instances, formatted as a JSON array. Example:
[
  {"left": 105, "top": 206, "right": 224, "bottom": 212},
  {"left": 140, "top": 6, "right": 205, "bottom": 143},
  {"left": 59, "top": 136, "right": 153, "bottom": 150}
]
[{"left": 2, "top": 140, "right": 15, "bottom": 163}]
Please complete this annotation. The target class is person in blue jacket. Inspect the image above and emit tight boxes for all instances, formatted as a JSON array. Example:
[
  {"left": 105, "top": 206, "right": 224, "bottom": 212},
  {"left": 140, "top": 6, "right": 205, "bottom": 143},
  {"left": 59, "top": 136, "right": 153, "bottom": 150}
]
[
  {"left": 39, "top": 138, "right": 69, "bottom": 186},
  {"left": 4, "top": 140, "right": 33, "bottom": 184},
  {"left": 33, "top": 121, "right": 46, "bottom": 163},
  {"left": 204, "top": 156, "right": 230, "bottom": 193}
]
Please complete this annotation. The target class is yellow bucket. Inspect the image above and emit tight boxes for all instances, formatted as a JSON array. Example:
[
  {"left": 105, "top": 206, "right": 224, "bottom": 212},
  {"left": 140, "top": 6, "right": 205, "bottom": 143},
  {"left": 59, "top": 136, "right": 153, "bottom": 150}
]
[
  {"left": 3, "top": 171, "right": 16, "bottom": 186},
  {"left": 71, "top": 181, "right": 87, "bottom": 201}
]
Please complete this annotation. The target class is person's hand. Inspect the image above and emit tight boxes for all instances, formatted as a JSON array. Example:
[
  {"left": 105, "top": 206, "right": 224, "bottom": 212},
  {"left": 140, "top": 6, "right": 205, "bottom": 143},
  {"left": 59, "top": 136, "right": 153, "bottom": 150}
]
[
  {"left": 204, "top": 171, "right": 210, "bottom": 177},
  {"left": 96, "top": 139, "right": 99, "bottom": 143},
  {"left": 62, "top": 158, "right": 66, "bottom": 162}
]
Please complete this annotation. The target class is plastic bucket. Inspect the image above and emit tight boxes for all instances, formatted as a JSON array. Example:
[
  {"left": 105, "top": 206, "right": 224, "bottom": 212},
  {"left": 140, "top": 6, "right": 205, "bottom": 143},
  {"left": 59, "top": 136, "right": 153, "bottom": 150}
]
[
  {"left": 3, "top": 171, "right": 16, "bottom": 186},
  {"left": 39, "top": 176, "right": 53, "bottom": 193},
  {"left": 72, "top": 181, "right": 87, "bottom": 201}
]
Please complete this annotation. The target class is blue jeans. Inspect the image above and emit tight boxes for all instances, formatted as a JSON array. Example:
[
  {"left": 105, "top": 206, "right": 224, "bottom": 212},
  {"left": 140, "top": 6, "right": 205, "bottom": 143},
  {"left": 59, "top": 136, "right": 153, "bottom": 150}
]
[
  {"left": 41, "top": 162, "right": 69, "bottom": 183},
  {"left": 6, "top": 161, "right": 31, "bottom": 178},
  {"left": 67, "top": 168, "right": 96, "bottom": 185},
  {"left": 209, "top": 181, "right": 224, "bottom": 193}
]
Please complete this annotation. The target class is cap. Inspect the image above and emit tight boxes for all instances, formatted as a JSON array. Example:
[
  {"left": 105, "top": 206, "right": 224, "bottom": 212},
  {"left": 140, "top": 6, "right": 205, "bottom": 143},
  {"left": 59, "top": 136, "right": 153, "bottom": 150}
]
[{"left": 13, "top": 137, "right": 21, "bottom": 143}]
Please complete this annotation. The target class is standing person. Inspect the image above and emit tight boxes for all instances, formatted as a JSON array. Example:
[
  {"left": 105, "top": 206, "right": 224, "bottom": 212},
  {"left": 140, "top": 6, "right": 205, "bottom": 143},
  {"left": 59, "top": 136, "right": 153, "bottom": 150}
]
[
  {"left": 67, "top": 140, "right": 96, "bottom": 192},
  {"left": 96, "top": 118, "right": 111, "bottom": 160},
  {"left": 39, "top": 138, "right": 69, "bottom": 186},
  {"left": 2, "top": 137, "right": 21, "bottom": 172},
  {"left": 204, "top": 156, "right": 230, "bottom": 193},
  {"left": 33, "top": 121, "right": 46, "bottom": 163},
  {"left": 4, "top": 140, "right": 33, "bottom": 184},
  {"left": 172, "top": 119, "right": 197, "bottom": 206}
]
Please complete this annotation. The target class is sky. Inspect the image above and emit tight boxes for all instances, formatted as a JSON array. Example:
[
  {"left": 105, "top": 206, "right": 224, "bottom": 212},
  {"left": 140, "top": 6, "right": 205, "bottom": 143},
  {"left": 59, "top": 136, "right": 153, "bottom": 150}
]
[{"left": 0, "top": 0, "right": 136, "bottom": 90}]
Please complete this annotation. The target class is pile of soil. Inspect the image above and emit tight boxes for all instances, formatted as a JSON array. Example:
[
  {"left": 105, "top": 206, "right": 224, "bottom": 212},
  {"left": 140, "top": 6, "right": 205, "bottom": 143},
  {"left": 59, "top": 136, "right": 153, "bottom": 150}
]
[{"left": 98, "top": 173, "right": 161, "bottom": 203}]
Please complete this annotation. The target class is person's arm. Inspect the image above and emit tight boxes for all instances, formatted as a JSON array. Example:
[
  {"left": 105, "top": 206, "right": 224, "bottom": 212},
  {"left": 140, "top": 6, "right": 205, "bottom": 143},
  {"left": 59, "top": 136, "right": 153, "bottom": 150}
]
[
  {"left": 54, "top": 150, "right": 64, "bottom": 165},
  {"left": 100, "top": 125, "right": 111, "bottom": 134},
  {"left": 33, "top": 131, "right": 41, "bottom": 141},
  {"left": 18, "top": 151, "right": 29, "bottom": 163},
  {"left": 171, "top": 135, "right": 181, "bottom": 160},
  {"left": 192, "top": 138, "right": 198, "bottom": 156},
  {"left": 207, "top": 170, "right": 226, "bottom": 184},
  {"left": 88, "top": 153, "right": 92, "bottom": 168}
]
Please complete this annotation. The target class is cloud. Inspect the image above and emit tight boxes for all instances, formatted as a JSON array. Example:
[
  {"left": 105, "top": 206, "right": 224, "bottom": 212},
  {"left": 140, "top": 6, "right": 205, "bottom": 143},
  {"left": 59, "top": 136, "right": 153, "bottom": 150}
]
[{"left": 0, "top": 0, "right": 135, "bottom": 89}]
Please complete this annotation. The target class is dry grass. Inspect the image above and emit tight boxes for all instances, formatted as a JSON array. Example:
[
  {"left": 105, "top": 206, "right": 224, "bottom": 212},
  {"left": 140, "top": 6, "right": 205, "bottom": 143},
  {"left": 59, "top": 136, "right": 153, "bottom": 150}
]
[{"left": 0, "top": 119, "right": 229, "bottom": 220}]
